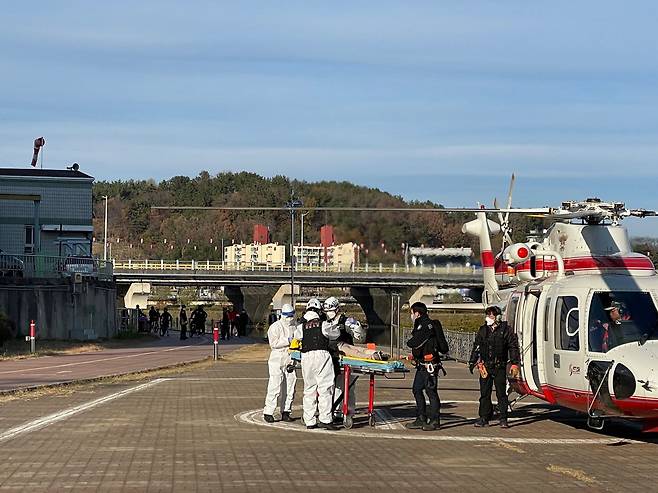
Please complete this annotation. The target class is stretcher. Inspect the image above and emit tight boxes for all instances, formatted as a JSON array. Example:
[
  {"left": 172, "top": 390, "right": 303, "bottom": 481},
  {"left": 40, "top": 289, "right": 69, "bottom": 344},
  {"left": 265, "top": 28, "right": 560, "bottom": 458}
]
[{"left": 288, "top": 350, "right": 408, "bottom": 429}]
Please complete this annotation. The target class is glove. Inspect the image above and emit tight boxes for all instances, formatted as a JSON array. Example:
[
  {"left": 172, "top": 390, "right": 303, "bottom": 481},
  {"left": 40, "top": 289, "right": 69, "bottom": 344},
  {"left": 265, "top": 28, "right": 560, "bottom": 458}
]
[
  {"left": 338, "top": 313, "right": 347, "bottom": 325},
  {"left": 509, "top": 364, "right": 520, "bottom": 379},
  {"left": 468, "top": 362, "right": 475, "bottom": 374}
]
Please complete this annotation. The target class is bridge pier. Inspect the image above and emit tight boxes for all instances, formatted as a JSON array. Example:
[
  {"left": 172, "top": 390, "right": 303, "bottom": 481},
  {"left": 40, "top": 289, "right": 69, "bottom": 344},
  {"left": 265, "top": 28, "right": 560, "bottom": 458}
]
[
  {"left": 123, "top": 282, "right": 151, "bottom": 309},
  {"left": 224, "top": 285, "right": 280, "bottom": 337},
  {"left": 350, "top": 287, "right": 415, "bottom": 346},
  {"left": 271, "top": 284, "right": 300, "bottom": 311},
  {"left": 408, "top": 286, "right": 438, "bottom": 307}
]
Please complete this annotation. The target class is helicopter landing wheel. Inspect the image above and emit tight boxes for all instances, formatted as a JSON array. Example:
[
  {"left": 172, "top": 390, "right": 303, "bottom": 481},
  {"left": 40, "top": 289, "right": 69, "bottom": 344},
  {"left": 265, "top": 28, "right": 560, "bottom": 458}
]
[
  {"left": 369, "top": 414, "right": 376, "bottom": 427},
  {"left": 343, "top": 415, "right": 353, "bottom": 429},
  {"left": 587, "top": 415, "right": 605, "bottom": 431}
]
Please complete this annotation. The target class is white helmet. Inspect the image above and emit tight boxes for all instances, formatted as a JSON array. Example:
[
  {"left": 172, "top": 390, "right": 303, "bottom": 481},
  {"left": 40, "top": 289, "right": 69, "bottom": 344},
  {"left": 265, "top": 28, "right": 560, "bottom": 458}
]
[
  {"left": 322, "top": 296, "right": 340, "bottom": 312},
  {"left": 306, "top": 298, "right": 322, "bottom": 312},
  {"left": 281, "top": 304, "right": 294, "bottom": 318}
]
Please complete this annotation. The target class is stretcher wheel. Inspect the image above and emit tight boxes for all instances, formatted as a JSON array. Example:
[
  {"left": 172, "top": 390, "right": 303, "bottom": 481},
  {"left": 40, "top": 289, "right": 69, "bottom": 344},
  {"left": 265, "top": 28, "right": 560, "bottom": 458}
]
[
  {"left": 369, "top": 415, "right": 376, "bottom": 427},
  {"left": 344, "top": 415, "right": 354, "bottom": 429}
]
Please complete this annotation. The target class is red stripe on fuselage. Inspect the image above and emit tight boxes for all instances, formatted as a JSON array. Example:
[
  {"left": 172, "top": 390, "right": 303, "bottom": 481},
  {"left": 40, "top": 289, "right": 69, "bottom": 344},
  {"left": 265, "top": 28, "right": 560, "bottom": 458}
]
[
  {"left": 516, "top": 256, "right": 655, "bottom": 273},
  {"left": 481, "top": 250, "right": 495, "bottom": 268}
]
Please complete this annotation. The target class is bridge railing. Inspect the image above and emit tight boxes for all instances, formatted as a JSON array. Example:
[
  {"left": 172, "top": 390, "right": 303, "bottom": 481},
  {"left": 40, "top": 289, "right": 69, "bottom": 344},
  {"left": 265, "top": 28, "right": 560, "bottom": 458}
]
[
  {"left": 112, "top": 259, "right": 480, "bottom": 275},
  {"left": 0, "top": 254, "right": 113, "bottom": 281}
]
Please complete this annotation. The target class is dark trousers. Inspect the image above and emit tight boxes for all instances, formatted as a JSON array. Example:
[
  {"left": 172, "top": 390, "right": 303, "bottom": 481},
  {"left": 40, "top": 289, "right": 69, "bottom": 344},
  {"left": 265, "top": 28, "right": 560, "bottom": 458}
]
[
  {"left": 180, "top": 324, "right": 187, "bottom": 340},
  {"left": 479, "top": 368, "right": 509, "bottom": 421},
  {"left": 221, "top": 324, "right": 230, "bottom": 340},
  {"left": 412, "top": 367, "right": 440, "bottom": 421}
]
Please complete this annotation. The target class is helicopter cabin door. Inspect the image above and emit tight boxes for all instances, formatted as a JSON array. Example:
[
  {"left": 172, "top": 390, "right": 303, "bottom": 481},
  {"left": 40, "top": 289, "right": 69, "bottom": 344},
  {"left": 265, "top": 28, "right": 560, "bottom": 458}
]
[
  {"left": 520, "top": 290, "right": 541, "bottom": 393},
  {"left": 549, "top": 294, "right": 588, "bottom": 407}
]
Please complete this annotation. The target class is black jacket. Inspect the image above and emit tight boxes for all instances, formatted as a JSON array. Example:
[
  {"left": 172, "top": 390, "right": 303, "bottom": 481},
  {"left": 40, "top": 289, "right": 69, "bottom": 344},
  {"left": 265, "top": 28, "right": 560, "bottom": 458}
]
[
  {"left": 406, "top": 314, "right": 449, "bottom": 363},
  {"left": 469, "top": 321, "right": 520, "bottom": 370}
]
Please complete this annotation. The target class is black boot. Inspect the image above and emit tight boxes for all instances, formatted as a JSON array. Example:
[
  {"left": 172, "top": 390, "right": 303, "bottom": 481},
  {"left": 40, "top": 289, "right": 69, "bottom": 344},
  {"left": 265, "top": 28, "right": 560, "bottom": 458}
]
[
  {"left": 317, "top": 421, "right": 337, "bottom": 431},
  {"left": 474, "top": 418, "right": 489, "bottom": 428},
  {"left": 499, "top": 419, "right": 509, "bottom": 429},
  {"left": 405, "top": 416, "right": 427, "bottom": 430},
  {"left": 422, "top": 418, "right": 440, "bottom": 431},
  {"left": 263, "top": 414, "right": 275, "bottom": 423},
  {"left": 281, "top": 412, "right": 292, "bottom": 422}
]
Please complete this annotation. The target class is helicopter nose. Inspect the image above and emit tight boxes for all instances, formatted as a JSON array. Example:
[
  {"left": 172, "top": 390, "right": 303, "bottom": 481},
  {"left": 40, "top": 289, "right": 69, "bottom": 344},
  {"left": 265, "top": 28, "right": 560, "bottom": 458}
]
[{"left": 612, "top": 363, "right": 636, "bottom": 400}]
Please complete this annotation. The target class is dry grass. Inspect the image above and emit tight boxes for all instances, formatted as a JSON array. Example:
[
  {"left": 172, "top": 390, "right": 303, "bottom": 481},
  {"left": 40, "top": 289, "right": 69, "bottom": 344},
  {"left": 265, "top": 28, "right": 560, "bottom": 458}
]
[
  {"left": 546, "top": 465, "right": 596, "bottom": 484},
  {"left": 219, "top": 344, "right": 269, "bottom": 363}
]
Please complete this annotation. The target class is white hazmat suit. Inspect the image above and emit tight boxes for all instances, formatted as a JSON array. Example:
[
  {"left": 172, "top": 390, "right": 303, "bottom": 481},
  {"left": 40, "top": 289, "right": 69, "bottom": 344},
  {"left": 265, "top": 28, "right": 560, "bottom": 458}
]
[
  {"left": 293, "top": 310, "right": 341, "bottom": 427},
  {"left": 263, "top": 313, "right": 297, "bottom": 418}
]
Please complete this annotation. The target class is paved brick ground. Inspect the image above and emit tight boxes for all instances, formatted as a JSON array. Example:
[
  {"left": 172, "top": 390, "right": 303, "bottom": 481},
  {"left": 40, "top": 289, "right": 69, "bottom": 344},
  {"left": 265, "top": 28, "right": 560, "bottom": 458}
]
[{"left": 0, "top": 354, "right": 654, "bottom": 491}]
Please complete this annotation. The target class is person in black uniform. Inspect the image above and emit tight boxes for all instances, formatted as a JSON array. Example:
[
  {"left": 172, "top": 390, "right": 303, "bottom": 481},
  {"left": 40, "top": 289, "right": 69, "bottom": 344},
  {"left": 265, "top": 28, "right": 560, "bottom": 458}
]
[
  {"left": 179, "top": 305, "right": 188, "bottom": 340},
  {"left": 468, "top": 305, "right": 520, "bottom": 429},
  {"left": 159, "top": 307, "right": 173, "bottom": 337},
  {"left": 406, "top": 301, "right": 449, "bottom": 431}
]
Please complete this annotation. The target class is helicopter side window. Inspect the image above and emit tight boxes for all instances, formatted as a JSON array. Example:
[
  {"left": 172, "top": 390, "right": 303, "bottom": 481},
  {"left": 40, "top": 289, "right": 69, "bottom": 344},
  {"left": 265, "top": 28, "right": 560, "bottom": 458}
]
[
  {"left": 554, "top": 296, "right": 579, "bottom": 351},
  {"left": 588, "top": 291, "right": 658, "bottom": 352}
]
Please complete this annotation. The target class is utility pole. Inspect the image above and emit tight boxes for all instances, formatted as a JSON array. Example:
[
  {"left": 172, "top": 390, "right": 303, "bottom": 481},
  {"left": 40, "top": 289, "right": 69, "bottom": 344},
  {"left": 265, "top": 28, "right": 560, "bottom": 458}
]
[
  {"left": 286, "top": 192, "right": 302, "bottom": 308},
  {"left": 103, "top": 195, "right": 108, "bottom": 261}
]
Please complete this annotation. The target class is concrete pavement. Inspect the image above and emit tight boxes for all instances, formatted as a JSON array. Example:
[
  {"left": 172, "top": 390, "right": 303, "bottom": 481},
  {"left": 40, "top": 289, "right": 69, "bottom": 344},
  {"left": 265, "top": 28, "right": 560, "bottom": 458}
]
[{"left": 0, "top": 355, "right": 654, "bottom": 491}]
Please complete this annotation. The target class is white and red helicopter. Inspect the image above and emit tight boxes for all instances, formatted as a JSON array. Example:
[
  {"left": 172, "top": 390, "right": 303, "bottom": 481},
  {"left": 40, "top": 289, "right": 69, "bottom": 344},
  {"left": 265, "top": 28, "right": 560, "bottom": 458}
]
[{"left": 462, "top": 184, "right": 658, "bottom": 431}]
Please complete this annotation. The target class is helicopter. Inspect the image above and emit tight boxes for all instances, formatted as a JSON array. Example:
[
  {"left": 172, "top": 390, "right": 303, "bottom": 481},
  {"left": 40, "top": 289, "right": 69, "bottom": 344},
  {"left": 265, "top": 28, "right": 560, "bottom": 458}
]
[{"left": 462, "top": 185, "right": 658, "bottom": 431}]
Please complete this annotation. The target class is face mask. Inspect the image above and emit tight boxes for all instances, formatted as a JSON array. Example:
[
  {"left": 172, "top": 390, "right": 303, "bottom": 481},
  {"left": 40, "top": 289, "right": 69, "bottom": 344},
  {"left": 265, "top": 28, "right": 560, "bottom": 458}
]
[
  {"left": 326, "top": 310, "right": 336, "bottom": 321},
  {"left": 485, "top": 316, "right": 495, "bottom": 326}
]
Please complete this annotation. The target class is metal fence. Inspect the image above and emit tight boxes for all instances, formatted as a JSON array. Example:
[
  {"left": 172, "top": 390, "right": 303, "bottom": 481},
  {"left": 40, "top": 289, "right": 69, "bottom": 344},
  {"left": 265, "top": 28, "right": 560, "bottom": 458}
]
[
  {"left": 112, "top": 259, "right": 480, "bottom": 275},
  {"left": 399, "top": 328, "right": 474, "bottom": 363},
  {"left": 0, "top": 254, "right": 113, "bottom": 281}
]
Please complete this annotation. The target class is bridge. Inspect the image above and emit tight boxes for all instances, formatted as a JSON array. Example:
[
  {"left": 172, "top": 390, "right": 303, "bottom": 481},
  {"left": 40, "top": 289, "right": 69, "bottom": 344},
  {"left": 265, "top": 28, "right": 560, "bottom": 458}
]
[
  {"left": 112, "top": 259, "right": 484, "bottom": 344},
  {"left": 112, "top": 260, "right": 482, "bottom": 287}
]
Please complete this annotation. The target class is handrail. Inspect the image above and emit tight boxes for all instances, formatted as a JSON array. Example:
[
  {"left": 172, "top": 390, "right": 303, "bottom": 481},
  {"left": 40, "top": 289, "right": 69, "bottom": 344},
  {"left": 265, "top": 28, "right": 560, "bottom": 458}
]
[{"left": 111, "top": 259, "right": 480, "bottom": 275}]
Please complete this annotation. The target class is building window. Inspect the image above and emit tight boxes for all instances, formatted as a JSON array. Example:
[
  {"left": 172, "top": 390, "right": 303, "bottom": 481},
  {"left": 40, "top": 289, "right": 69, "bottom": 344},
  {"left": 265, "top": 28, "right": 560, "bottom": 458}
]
[{"left": 24, "top": 225, "right": 34, "bottom": 254}]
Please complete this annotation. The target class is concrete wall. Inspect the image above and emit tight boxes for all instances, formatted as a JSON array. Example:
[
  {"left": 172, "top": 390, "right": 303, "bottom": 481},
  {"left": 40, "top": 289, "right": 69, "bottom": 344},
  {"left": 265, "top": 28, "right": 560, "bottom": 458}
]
[{"left": 0, "top": 278, "right": 117, "bottom": 340}]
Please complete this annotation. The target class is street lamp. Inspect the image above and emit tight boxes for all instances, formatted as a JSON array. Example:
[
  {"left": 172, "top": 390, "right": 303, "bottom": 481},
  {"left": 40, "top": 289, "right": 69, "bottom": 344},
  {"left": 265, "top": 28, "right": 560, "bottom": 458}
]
[
  {"left": 300, "top": 211, "right": 310, "bottom": 269},
  {"left": 286, "top": 192, "right": 303, "bottom": 307},
  {"left": 102, "top": 195, "right": 108, "bottom": 261}
]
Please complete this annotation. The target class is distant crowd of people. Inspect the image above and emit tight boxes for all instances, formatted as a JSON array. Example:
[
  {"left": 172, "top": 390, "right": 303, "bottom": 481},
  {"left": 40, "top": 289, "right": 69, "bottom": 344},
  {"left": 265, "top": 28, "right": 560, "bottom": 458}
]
[{"left": 133, "top": 304, "right": 248, "bottom": 340}]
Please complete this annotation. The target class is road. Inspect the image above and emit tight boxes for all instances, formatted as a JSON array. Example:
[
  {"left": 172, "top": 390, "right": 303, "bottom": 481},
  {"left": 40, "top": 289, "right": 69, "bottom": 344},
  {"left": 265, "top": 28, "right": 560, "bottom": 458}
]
[{"left": 0, "top": 335, "right": 246, "bottom": 392}]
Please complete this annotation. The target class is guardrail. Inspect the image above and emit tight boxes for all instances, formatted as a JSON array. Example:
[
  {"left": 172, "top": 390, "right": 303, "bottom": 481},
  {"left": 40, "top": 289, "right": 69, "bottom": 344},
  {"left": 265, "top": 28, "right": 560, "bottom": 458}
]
[
  {"left": 400, "top": 328, "right": 474, "bottom": 363},
  {"left": 0, "top": 254, "right": 113, "bottom": 281},
  {"left": 112, "top": 259, "right": 479, "bottom": 275}
]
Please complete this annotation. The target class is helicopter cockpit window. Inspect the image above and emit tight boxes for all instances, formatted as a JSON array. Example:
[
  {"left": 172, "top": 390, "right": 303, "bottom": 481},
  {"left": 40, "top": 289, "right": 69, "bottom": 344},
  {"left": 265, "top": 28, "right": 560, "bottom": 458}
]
[
  {"left": 588, "top": 292, "right": 658, "bottom": 353},
  {"left": 555, "top": 296, "right": 579, "bottom": 351}
]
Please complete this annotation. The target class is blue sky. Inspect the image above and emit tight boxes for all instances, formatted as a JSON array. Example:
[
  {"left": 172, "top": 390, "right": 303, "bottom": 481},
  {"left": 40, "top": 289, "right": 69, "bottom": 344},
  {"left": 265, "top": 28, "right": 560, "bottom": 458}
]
[{"left": 2, "top": 1, "right": 658, "bottom": 235}]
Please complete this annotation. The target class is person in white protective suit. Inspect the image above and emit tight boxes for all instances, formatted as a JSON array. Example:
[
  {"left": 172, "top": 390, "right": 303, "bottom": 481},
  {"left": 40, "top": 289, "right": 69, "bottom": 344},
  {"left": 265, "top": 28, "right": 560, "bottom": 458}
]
[
  {"left": 263, "top": 304, "right": 297, "bottom": 423},
  {"left": 293, "top": 298, "right": 341, "bottom": 430}
]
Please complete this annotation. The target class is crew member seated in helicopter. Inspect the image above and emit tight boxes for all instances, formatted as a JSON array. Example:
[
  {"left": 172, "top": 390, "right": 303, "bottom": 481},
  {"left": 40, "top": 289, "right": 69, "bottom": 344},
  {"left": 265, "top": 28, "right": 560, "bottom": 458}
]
[{"left": 589, "top": 301, "right": 632, "bottom": 353}]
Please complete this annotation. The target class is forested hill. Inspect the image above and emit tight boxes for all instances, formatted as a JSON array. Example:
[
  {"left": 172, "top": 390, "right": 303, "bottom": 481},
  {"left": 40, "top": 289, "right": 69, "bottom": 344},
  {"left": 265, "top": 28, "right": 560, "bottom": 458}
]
[{"left": 91, "top": 171, "right": 541, "bottom": 262}]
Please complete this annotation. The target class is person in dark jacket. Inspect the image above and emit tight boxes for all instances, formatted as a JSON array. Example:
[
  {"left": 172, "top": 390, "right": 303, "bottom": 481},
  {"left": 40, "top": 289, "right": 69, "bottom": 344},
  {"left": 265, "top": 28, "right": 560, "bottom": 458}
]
[
  {"left": 405, "top": 301, "right": 449, "bottom": 431},
  {"left": 159, "top": 307, "right": 173, "bottom": 337},
  {"left": 179, "top": 305, "right": 188, "bottom": 340},
  {"left": 468, "top": 305, "right": 520, "bottom": 429},
  {"left": 221, "top": 308, "right": 230, "bottom": 340}
]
